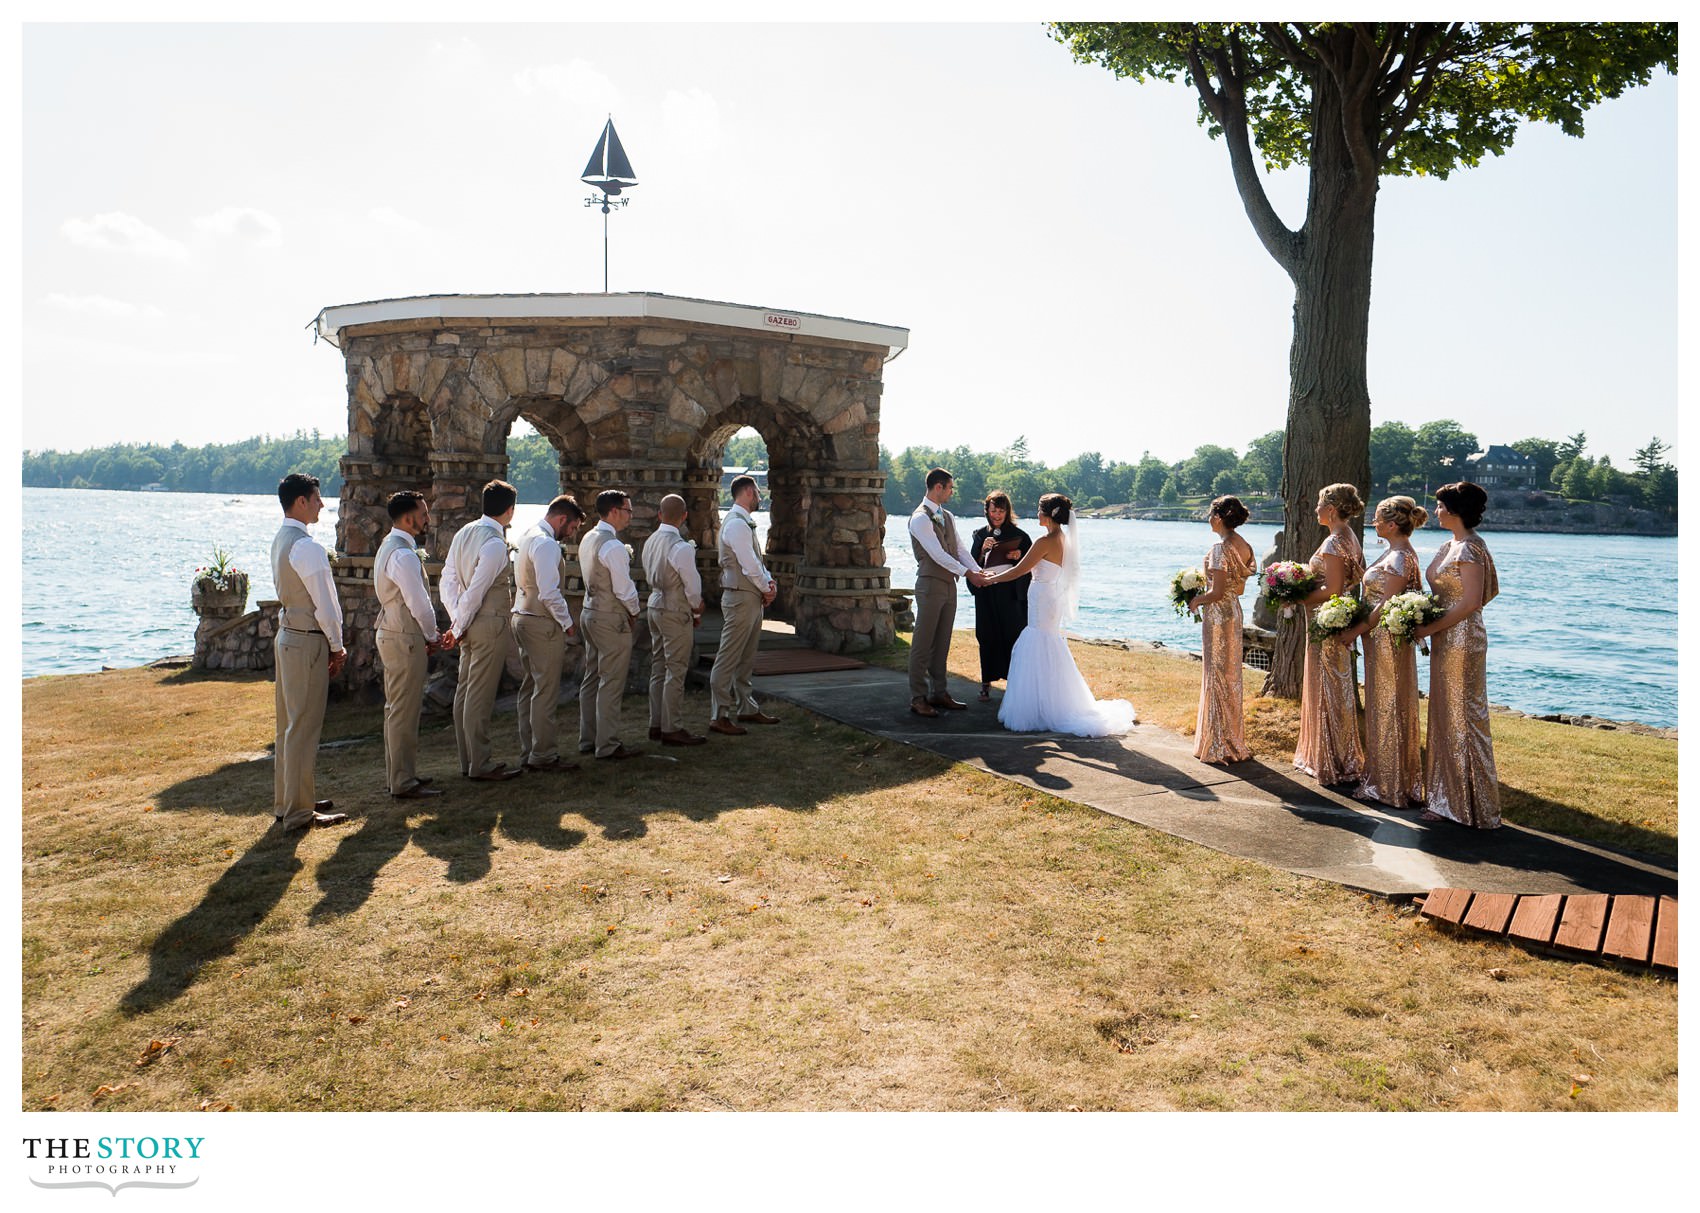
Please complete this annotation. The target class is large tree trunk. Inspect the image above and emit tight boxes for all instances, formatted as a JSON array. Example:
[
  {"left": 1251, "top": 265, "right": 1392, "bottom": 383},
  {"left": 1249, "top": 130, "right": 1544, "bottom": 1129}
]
[{"left": 1263, "top": 70, "right": 1377, "bottom": 698}]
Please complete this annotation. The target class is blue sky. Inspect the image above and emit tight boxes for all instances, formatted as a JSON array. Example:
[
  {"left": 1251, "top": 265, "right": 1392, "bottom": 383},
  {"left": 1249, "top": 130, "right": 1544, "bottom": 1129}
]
[{"left": 20, "top": 21, "right": 1677, "bottom": 470}]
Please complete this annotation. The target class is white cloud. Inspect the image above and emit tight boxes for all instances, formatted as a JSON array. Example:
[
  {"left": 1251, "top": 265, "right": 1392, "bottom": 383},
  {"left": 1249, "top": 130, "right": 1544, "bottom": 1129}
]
[
  {"left": 514, "top": 58, "right": 624, "bottom": 116},
  {"left": 43, "top": 293, "right": 165, "bottom": 320},
  {"left": 369, "top": 206, "right": 431, "bottom": 237},
  {"left": 60, "top": 212, "right": 188, "bottom": 259},
  {"left": 426, "top": 37, "right": 487, "bottom": 77},
  {"left": 194, "top": 206, "right": 283, "bottom": 247},
  {"left": 663, "top": 88, "right": 723, "bottom": 154}
]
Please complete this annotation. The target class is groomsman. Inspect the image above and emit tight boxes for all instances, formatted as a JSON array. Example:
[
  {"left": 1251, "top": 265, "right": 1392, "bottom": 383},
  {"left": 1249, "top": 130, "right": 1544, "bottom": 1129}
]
[
  {"left": 270, "top": 472, "right": 349, "bottom": 830},
  {"left": 441, "top": 480, "right": 522, "bottom": 781},
  {"left": 513, "top": 494, "right": 586, "bottom": 773},
  {"left": 907, "top": 467, "right": 985, "bottom": 718},
  {"left": 643, "top": 493, "right": 706, "bottom": 746},
  {"left": 374, "top": 490, "right": 449, "bottom": 800},
  {"left": 577, "top": 489, "right": 643, "bottom": 760},
  {"left": 708, "top": 474, "right": 778, "bottom": 736}
]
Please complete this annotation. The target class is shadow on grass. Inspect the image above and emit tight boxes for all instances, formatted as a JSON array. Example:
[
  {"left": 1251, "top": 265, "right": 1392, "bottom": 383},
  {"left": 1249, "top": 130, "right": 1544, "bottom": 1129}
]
[{"left": 1498, "top": 784, "right": 1677, "bottom": 862}]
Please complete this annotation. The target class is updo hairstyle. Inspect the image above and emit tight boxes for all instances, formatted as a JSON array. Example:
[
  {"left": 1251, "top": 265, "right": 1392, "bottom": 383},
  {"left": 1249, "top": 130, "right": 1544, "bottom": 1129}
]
[
  {"left": 1037, "top": 492, "right": 1073, "bottom": 526},
  {"left": 1372, "top": 495, "right": 1428, "bottom": 536},
  {"left": 1209, "top": 495, "right": 1250, "bottom": 529},
  {"left": 1317, "top": 482, "right": 1365, "bottom": 521},
  {"left": 1434, "top": 481, "right": 1488, "bottom": 530}
]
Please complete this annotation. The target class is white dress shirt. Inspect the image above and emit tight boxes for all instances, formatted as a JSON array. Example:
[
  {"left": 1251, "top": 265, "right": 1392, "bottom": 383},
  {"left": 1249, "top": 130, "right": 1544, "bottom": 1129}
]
[
  {"left": 650, "top": 522, "right": 704, "bottom": 612},
  {"left": 721, "top": 504, "right": 772, "bottom": 587},
  {"left": 282, "top": 518, "right": 345, "bottom": 650},
  {"left": 908, "top": 500, "right": 970, "bottom": 578},
  {"left": 515, "top": 519, "right": 575, "bottom": 631},
  {"left": 440, "top": 517, "right": 510, "bottom": 636},
  {"left": 380, "top": 528, "right": 441, "bottom": 641},
  {"left": 592, "top": 520, "right": 642, "bottom": 614}
]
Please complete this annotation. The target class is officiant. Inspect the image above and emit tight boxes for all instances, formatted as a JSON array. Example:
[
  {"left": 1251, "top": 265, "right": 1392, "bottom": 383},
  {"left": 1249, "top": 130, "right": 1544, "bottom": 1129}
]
[{"left": 966, "top": 490, "right": 1032, "bottom": 702}]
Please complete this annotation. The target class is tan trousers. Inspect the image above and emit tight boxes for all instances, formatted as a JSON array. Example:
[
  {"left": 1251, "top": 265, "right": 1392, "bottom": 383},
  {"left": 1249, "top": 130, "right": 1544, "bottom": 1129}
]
[
  {"left": 453, "top": 611, "right": 510, "bottom": 776},
  {"left": 578, "top": 606, "right": 634, "bottom": 757},
  {"left": 376, "top": 628, "right": 429, "bottom": 793},
  {"left": 273, "top": 628, "right": 328, "bottom": 826},
  {"left": 908, "top": 575, "right": 957, "bottom": 700},
  {"left": 709, "top": 587, "right": 763, "bottom": 721},
  {"left": 513, "top": 612, "right": 567, "bottom": 765},
  {"left": 647, "top": 606, "right": 695, "bottom": 733}
]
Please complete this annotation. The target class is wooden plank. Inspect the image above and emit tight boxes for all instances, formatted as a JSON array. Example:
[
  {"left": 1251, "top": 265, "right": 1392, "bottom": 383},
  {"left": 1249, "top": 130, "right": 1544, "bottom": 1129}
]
[
  {"left": 1651, "top": 897, "right": 1678, "bottom": 970},
  {"left": 1601, "top": 896, "right": 1658, "bottom": 964},
  {"left": 1553, "top": 894, "right": 1612, "bottom": 953},
  {"left": 1507, "top": 895, "right": 1565, "bottom": 946},
  {"left": 1420, "top": 888, "right": 1473, "bottom": 924},
  {"left": 1462, "top": 892, "right": 1518, "bottom": 935}
]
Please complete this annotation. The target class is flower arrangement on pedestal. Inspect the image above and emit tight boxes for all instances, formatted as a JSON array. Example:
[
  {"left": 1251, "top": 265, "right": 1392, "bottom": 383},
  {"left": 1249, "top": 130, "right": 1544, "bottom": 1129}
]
[{"left": 191, "top": 546, "right": 250, "bottom": 614}]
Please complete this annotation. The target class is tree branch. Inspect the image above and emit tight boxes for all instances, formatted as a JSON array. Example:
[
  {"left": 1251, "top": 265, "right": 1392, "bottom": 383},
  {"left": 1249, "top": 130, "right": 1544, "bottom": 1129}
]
[
  {"left": 1258, "top": 22, "right": 1317, "bottom": 72},
  {"left": 1378, "top": 23, "right": 1464, "bottom": 159}
]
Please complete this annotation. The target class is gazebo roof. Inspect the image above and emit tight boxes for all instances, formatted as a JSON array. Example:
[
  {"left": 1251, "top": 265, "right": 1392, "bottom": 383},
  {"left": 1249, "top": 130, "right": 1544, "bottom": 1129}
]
[{"left": 312, "top": 291, "right": 909, "bottom": 354}]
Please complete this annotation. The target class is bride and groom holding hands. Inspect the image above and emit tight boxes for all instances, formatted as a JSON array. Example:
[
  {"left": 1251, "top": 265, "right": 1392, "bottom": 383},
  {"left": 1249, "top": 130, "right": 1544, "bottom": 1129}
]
[{"left": 906, "top": 467, "right": 1135, "bottom": 737}]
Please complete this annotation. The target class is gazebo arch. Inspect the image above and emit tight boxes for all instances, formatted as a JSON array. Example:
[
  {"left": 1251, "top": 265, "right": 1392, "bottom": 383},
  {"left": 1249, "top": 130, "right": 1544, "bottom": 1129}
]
[{"left": 312, "top": 292, "right": 907, "bottom": 690}]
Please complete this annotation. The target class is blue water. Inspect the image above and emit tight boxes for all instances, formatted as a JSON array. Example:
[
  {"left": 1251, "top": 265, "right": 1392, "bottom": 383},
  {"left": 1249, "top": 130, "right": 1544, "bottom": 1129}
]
[{"left": 20, "top": 489, "right": 1678, "bottom": 728}]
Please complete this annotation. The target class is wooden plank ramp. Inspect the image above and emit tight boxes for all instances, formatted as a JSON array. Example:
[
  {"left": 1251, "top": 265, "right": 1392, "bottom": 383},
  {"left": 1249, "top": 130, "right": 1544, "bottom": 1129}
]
[{"left": 1416, "top": 889, "right": 1677, "bottom": 974}]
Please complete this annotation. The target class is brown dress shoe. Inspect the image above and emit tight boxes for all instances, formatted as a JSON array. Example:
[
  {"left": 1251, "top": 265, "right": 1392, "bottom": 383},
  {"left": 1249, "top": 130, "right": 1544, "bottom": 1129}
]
[
  {"left": 648, "top": 727, "right": 663, "bottom": 741},
  {"left": 596, "top": 744, "right": 641, "bottom": 761},
  {"left": 314, "top": 799, "right": 336, "bottom": 812},
  {"left": 737, "top": 711, "right": 780, "bottom": 725},
  {"left": 708, "top": 718, "right": 748, "bottom": 736},
  {"left": 468, "top": 766, "right": 523, "bottom": 782},
  {"left": 523, "top": 757, "right": 582, "bottom": 773},
  {"left": 391, "top": 784, "right": 444, "bottom": 800},
  {"left": 660, "top": 729, "right": 708, "bottom": 747},
  {"left": 910, "top": 697, "right": 940, "bottom": 718},
  {"left": 929, "top": 695, "right": 968, "bottom": 711}
]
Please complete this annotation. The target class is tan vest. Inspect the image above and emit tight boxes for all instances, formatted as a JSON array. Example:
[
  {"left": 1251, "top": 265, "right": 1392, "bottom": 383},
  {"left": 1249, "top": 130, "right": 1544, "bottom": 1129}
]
[
  {"left": 578, "top": 526, "right": 624, "bottom": 612},
  {"left": 514, "top": 524, "right": 567, "bottom": 618},
  {"left": 643, "top": 527, "right": 692, "bottom": 613},
  {"left": 717, "top": 509, "right": 767, "bottom": 595},
  {"left": 374, "top": 529, "right": 429, "bottom": 637},
  {"left": 446, "top": 518, "right": 512, "bottom": 619},
  {"left": 911, "top": 504, "right": 961, "bottom": 584},
  {"left": 272, "top": 524, "right": 325, "bottom": 633}
]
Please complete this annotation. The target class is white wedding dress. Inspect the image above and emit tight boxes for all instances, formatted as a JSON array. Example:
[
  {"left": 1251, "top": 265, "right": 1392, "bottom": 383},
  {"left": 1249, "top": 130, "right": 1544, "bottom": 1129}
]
[{"left": 998, "top": 553, "right": 1136, "bottom": 737}]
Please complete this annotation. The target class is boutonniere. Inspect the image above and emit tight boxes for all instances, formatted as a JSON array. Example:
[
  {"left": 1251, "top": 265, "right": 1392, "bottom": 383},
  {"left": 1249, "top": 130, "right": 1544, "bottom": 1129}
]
[
  {"left": 623, "top": 543, "right": 635, "bottom": 559},
  {"left": 683, "top": 538, "right": 697, "bottom": 550}
]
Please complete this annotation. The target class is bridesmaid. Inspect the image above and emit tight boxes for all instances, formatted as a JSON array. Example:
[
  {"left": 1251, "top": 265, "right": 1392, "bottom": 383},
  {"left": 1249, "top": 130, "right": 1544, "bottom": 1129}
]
[
  {"left": 1343, "top": 496, "right": 1428, "bottom": 807},
  {"left": 967, "top": 491, "right": 1032, "bottom": 702},
  {"left": 1188, "top": 495, "right": 1255, "bottom": 763},
  {"left": 1413, "top": 481, "right": 1502, "bottom": 829},
  {"left": 1293, "top": 482, "right": 1367, "bottom": 786}
]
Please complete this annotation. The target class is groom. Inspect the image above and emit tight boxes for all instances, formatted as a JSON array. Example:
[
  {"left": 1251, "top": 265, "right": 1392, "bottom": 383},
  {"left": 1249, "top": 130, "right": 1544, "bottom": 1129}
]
[{"left": 907, "top": 467, "right": 984, "bottom": 718}]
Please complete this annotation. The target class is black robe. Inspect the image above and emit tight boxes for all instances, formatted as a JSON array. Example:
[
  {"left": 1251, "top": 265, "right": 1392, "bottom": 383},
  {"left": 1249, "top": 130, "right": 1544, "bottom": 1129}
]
[{"left": 966, "top": 523, "right": 1032, "bottom": 684}]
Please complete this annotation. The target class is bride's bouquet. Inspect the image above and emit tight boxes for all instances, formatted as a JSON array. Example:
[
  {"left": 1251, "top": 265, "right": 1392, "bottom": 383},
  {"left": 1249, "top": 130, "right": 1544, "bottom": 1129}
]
[
  {"left": 1262, "top": 561, "right": 1319, "bottom": 618},
  {"left": 1379, "top": 590, "right": 1443, "bottom": 654},
  {"left": 1307, "top": 594, "right": 1369, "bottom": 646},
  {"left": 1168, "top": 566, "right": 1207, "bottom": 616}
]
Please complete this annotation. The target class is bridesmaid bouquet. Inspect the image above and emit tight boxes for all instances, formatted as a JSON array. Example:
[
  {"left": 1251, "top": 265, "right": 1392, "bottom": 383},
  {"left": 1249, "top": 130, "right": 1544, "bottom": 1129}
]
[
  {"left": 1168, "top": 566, "right": 1207, "bottom": 615},
  {"left": 1307, "top": 594, "right": 1369, "bottom": 645},
  {"left": 1263, "top": 561, "right": 1319, "bottom": 618},
  {"left": 1379, "top": 591, "right": 1443, "bottom": 654}
]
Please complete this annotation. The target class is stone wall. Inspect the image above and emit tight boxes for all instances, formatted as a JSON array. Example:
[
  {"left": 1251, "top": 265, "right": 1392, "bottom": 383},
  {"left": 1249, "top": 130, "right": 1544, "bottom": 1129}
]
[{"left": 194, "top": 600, "right": 281, "bottom": 673}]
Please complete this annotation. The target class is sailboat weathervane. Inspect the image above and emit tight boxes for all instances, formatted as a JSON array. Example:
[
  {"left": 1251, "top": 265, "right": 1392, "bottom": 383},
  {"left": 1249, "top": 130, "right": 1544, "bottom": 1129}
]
[{"left": 582, "top": 116, "right": 638, "bottom": 293}]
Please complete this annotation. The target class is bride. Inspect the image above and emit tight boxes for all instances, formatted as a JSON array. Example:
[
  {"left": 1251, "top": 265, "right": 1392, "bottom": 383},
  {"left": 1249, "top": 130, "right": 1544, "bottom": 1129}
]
[{"left": 978, "top": 493, "right": 1136, "bottom": 737}]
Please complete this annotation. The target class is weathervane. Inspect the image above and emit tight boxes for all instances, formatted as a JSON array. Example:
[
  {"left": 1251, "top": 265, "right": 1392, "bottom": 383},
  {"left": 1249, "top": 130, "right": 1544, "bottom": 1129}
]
[{"left": 581, "top": 116, "right": 638, "bottom": 293}]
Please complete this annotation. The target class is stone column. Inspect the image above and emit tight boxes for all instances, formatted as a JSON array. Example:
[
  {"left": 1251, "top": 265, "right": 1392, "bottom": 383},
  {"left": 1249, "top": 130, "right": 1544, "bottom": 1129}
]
[
  {"left": 793, "top": 469, "right": 894, "bottom": 653},
  {"left": 428, "top": 451, "right": 510, "bottom": 558}
]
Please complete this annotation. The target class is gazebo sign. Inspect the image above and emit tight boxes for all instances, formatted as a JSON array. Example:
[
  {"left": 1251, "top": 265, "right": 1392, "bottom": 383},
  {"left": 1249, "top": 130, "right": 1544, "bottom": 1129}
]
[{"left": 764, "top": 312, "right": 801, "bottom": 331}]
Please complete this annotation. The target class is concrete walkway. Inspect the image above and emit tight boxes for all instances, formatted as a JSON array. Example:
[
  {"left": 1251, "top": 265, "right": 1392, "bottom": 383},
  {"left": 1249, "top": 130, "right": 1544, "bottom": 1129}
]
[{"left": 752, "top": 662, "right": 1677, "bottom": 900}]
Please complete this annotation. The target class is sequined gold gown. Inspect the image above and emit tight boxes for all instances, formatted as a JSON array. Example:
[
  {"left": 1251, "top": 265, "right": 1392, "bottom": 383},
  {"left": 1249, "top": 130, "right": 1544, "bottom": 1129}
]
[
  {"left": 1294, "top": 532, "right": 1365, "bottom": 785},
  {"left": 1425, "top": 534, "right": 1501, "bottom": 828},
  {"left": 1194, "top": 540, "right": 1254, "bottom": 763},
  {"left": 1355, "top": 547, "right": 1425, "bottom": 807}
]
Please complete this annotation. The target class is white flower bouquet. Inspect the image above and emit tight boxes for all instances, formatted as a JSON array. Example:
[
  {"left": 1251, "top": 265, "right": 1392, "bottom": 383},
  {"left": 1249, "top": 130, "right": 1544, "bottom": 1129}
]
[
  {"left": 1168, "top": 566, "right": 1207, "bottom": 616},
  {"left": 1379, "top": 590, "right": 1443, "bottom": 654},
  {"left": 1307, "top": 593, "right": 1368, "bottom": 645}
]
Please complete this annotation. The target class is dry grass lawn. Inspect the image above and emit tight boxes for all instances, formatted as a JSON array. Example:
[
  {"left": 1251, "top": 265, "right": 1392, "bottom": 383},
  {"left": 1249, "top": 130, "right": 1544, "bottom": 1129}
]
[{"left": 20, "top": 645, "right": 1676, "bottom": 1112}]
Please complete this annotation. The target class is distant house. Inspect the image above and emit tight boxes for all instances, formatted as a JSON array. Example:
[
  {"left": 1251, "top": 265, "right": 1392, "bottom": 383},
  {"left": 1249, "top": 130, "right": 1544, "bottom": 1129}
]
[{"left": 1464, "top": 445, "right": 1536, "bottom": 490}]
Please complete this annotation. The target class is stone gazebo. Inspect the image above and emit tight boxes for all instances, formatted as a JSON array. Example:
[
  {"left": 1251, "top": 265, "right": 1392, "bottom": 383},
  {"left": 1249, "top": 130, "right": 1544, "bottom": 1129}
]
[{"left": 311, "top": 293, "right": 908, "bottom": 691}]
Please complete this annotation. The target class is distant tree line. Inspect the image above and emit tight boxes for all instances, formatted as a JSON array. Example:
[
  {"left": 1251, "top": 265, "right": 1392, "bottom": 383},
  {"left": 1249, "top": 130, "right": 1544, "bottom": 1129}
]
[{"left": 22, "top": 423, "right": 1676, "bottom": 521}]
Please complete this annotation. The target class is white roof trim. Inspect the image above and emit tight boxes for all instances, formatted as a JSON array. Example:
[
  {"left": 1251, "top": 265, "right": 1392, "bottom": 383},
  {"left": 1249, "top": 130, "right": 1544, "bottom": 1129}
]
[{"left": 312, "top": 292, "right": 909, "bottom": 352}]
